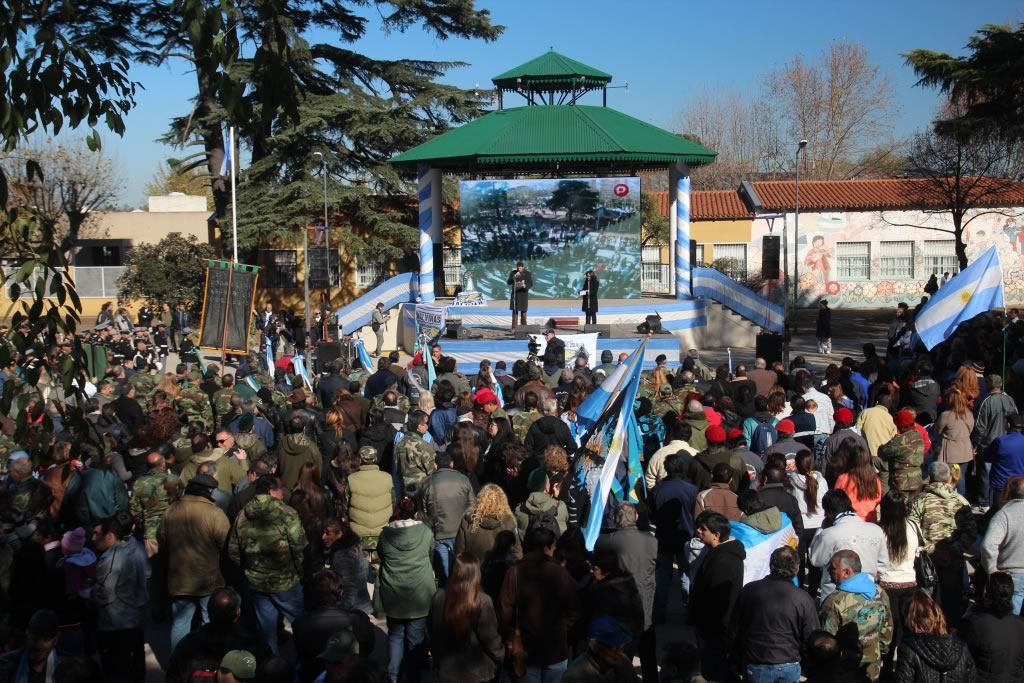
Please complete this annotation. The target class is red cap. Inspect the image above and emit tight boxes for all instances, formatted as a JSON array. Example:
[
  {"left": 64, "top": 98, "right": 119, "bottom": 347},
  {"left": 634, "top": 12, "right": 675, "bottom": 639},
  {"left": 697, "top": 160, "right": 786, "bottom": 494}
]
[
  {"left": 726, "top": 427, "right": 744, "bottom": 441},
  {"left": 706, "top": 425, "right": 727, "bottom": 444},
  {"left": 894, "top": 409, "right": 916, "bottom": 429},
  {"left": 835, "top": 407, "right": 854, "bottom": 424},
  {"left": 473, "top": 388, "right": 498, "bottom": 405},
  {"left": 776, "top": 418, "right": 796, "bottom": 434}
]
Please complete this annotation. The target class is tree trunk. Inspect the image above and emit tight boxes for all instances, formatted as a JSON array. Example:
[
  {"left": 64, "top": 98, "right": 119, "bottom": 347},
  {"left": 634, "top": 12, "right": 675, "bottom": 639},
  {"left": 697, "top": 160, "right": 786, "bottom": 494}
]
[{"left": 953, "top": 216, "right": 969, "bottom": 271}]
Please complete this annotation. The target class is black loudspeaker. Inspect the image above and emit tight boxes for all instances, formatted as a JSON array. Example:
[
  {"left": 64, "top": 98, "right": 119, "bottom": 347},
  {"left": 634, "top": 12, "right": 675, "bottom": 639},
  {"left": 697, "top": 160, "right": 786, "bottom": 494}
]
[
  {"left": 316, "top": 341, "right": 342, "bottom": 373},
  {"left": 690, "top": 239, "right": 698, "bottom": 267},
  {"left": 762, "top": 236, "right": 781, "bottom": 280},
  {"left": 756, "top": 333, "right": 783, "bottom": 366},
  {"left": 584, "top": 324, "right": 611, "bottom": 338},
  {"left": 645, "top": 314, "right": 663, "bottom": 334},
  {"left": 513, "top": 325, "right": 544, "bottom": 339}
]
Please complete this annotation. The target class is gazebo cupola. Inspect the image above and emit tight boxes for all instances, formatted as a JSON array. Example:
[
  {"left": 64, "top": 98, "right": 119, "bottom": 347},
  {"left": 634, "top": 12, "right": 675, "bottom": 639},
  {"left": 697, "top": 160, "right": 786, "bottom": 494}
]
[{"left": 491, "top": 50, "right": 614, "bottom": 107}]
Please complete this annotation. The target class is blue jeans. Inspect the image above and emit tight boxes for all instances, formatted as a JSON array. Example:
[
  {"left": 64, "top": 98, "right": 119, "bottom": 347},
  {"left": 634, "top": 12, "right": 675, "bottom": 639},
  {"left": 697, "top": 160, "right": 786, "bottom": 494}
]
[
  {"left": 434, "top": 537, "right": 456, "bottom": 585},
  {"left": 1011, "top": 573, "right": 1024, "bottom": 616},
  {"left": 975, "top": 460, "right": 993, "bottom": 506},
  {"left": 520, "top": 660, "right": 568, "bottom": 683},
  {"left": 170, "top": 594, "right": 211, "bottom": 653},
  {"left": 251, "top": 584, "right": 304, "bottom": 655},
  {"left": 743, "top": 662, "right": 801, "bottom": 683},
  {"left": 387, "top": 617, "right": 427, "bottom": 683},
  {"left": 654, "top": 550, "right": 689, "bottom": 621}
]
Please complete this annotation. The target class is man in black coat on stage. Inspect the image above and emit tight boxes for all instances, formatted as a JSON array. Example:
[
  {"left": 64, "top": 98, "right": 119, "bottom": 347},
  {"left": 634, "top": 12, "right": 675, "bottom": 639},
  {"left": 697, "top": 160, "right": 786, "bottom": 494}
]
[{"left": 507, "top": 261, "right": 533, "bottom": 329}]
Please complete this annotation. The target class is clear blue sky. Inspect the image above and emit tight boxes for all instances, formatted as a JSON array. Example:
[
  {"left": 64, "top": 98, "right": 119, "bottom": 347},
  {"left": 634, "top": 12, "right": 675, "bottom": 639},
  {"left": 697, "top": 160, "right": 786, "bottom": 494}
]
[{"left": 101, "top": 0, "right": 1021, "bottom": 206}]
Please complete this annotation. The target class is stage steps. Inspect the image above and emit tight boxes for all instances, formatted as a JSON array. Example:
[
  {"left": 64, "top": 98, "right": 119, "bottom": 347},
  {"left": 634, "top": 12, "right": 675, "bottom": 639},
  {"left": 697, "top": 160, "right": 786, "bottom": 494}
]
[{"left": 704, "top": 301, "right": 760, "bottom": 348}]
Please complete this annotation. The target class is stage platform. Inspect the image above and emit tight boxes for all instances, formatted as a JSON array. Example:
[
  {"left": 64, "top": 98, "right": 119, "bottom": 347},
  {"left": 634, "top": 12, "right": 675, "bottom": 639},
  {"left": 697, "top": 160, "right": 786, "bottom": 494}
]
[{"left": 395, "top": 296, "right": 705, "bottom": 373}]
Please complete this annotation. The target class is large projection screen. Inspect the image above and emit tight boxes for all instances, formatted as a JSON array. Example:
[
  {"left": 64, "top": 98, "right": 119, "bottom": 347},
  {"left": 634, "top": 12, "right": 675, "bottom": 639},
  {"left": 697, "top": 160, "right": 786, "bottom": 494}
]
[{"left": 459, "top": 177, "right": 642, "bottom": 300}]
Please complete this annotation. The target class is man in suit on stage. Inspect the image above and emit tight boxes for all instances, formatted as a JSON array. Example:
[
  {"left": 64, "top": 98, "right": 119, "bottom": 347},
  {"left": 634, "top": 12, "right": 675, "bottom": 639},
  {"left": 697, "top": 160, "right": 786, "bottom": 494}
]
[{"left": 507, "top": 261, "right": 533, "bottom": 329}]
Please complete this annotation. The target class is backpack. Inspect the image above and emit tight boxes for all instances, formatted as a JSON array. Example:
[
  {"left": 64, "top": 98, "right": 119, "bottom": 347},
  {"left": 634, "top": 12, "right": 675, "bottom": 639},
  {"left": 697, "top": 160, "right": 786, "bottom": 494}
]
[
  {"left": 751, "top": 418, "right": 778, "bottom": 457},
  {"left": 525, "top": 504, "right": 560, "bottom": 537}
]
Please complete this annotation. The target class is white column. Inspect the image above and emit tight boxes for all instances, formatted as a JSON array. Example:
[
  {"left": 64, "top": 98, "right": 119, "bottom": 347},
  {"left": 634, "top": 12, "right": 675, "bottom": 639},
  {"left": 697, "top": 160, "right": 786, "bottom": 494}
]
[
  {"left": 670, "top": 163, "right": 691, "bottom": 298},
  {"left": 417, "top": 165, "right": 442, "bottom": 302}
]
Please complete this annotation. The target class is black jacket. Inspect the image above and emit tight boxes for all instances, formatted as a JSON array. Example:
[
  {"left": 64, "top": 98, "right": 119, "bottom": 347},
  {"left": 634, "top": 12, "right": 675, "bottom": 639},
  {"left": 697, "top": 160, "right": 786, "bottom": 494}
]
[
  {"left": 165, "top": 622, "right": 269, "bottom": 683},
  {"left": 542, "top": 338, "right": 566, "bottom": 370},
  {"left": 895, "top": 634, "right": 976, "bottom": 683},
  {"left": 112, "top": 395, "right": 145, "bottom": 433},
  {"left": 650, "top": 478, "right": 699, "bottom": 553},
  {"left": 318, "top": 373, "right": 346, "bottom": 410},
  {"left": 757, "top": 484, "right": 805, "bottom": 537},
  {"left": 730, "top": 575, "right": 820, "bottom": 665},
  {"left": 581, "top": 573, "right": 645, "bottom": 643},
  {"left": 500, "top": 551, "right": 580, "bottom": 667},
  {"left": 594, "top": 528, "right": 658, "bottom": 631},
  {"left": 816, "top": 307, "right": 832, "bottom": 338},
  {"left": 959, "top": 609, "right": 1024, "bottom": 683},
  {"left": 428, "top": 590, "right": 504, "bottom": 683},
  {"left": 292, "top": 607, "right": 375, "bottom": 683},
  {"left": 524, "top": 415, "right": 575, "bottom": 457},
  {"left": 690, "top": 539, "right": 746, "bottom": 640}
]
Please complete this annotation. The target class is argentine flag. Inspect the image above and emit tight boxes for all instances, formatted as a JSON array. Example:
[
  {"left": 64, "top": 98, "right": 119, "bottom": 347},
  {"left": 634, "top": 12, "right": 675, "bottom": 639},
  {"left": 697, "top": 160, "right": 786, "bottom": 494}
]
[
  {"left": 915, "top": 245, "right": 1004, "bottom": 351},
  {"left": 730, "top": 511, "right": 799, "bottom": 585},
  {"left": 355, "top": 338, "right": 374, "bottom": 371}
]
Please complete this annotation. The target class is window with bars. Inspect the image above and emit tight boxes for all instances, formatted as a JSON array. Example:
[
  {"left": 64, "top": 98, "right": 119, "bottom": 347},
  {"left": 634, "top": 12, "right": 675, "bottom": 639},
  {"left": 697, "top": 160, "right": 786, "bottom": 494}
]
[
  {"left": 261, "top": 250, "right": 298, "bottom": 288},
  {"left": 836, "top": 242, "right": 871, "bottom": 281},
  {"left": 356, "top": 259, "right": 386, "bottom": 290},
  {"left": 307, "top": 247, "right": 340, "bottom": 288},
  {"left": 879, "top": 241, "right": 914, "bottom": 279},
  {"left": 712, "top": 243, "right": 747, "bottom": 280},
  {"left": 443, "top": 246, "right": 462, "bottom": 288},
  {"left": 923, "top": 240, "right": 959, "bottom": 277},
  {"left": 695, "top": 243, "right": 705, "bottom": 267}
]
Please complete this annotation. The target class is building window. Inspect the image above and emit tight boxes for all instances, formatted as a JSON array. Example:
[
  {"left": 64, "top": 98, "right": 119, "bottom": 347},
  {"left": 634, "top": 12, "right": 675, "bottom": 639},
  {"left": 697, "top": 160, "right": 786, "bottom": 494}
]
[
  {"left": 443, "top": 246, "right": 462, "bottom": 288},
  {"left": 836, "top": 242, "right": 871, "bottom": 281},
  {"left": 712, "top": 243, "right": 747, "bottom": 280},
  {"left": 641, "top": 244, "right": 670, "bottom": 294},
  {"left": 356, "top": 258, "right": 386, "bottom": 290},
  {"left": 695, "top": 243, "right": 705, "bottom": 267},
  {"left": 262, "top": 250, "right": 298, "bottom": 289},
  {"left": 307, "top": 247, "right": 340, "bottom": 289},
  {"left": 923, "top": 240, "right": 959, "bottom": 277},
  {"left": 879, "top": 241, "right": 914, "bottom": 279}
]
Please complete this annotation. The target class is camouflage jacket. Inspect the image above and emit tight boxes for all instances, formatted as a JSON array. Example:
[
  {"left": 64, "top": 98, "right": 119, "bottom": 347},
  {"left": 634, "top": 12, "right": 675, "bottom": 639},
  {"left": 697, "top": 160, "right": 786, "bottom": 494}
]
[
  {"left": 128, "top": 372, "right": 157, "bottom": 410},
  {"left": 130, "top": 469, "right": 180, "bottom": 540},
  {"left": 235, "top": 432, "right": 267, "bottom": 461},
  {"left": 227, "top": 494, "right": 307, "bottom": 593},
  {"left": 372, "top": 392, "right": 410, "bottom": 415},
  {"left": 908, "top": 483, "right": 969, "bottom": 552},
  {"left": 511, "top": 410, "right": 541, "bottom": 444},
  {"left": 820, "top": 582, "right": 893, "bottom": 682},
  {"left": 877, "top": 430, "right": 925, "bottom": 494},
  {"left": 396, "top": 431, "right": 435, "bottom": 493},
  {"left": 176, "top": 384, "right": 213, "bottom": 429},
  {"left": 212, "top": 388, "right": 236, "bottom": 429},
  {"left": 652, "top": 397, "right": 683, "bottom": 419}
]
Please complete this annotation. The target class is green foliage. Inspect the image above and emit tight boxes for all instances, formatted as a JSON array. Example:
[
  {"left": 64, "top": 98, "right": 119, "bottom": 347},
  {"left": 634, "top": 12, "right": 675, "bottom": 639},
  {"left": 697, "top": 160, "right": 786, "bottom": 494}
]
[
  {"left": 904, "top": 23, "right": 1024, "bottom": 140},
  {"left": 144, "top": 160, "right": 214, "bottom": 211},
  {"left": 546, "top": 180, "right": 598, "bottom": 220},
  {"left": 117, "top": 233, "right": 215, "bottom": 311},
  {"left": 640, "top": 192, "right": 669, "bottom": 246}
]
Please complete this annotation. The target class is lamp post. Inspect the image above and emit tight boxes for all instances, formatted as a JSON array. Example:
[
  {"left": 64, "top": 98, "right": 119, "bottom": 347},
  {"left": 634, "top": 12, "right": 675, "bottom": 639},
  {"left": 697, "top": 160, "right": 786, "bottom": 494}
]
[
  {"left": 313, "top": 152, "right": 331, "bottom": 311},
  {"left": 793, "top": 139, "right": 808, "bottom": 336}
]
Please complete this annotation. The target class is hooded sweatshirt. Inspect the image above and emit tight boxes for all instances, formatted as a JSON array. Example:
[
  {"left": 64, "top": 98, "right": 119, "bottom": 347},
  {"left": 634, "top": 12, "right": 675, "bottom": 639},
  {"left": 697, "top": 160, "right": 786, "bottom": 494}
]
[
  {"left": 276, "top": 433, "right": 322, "bottom": 491},
  {"left": 684, "top": 412, "right": 709, "bottom": 451},
  {"left": 374, "top": 519, "right": 435, "bottom": 619},
  {"left": 730, "top": 507, "right": 798, "bottom": 585},
  {"left": 515, "top": 491, "right": 568, "bottom": 536},
  {"left": 897, "top": 634, "right": 976, "bottom": 682},
  {"left": 227, "top": 494, "right": 307, "bottom": 593}
]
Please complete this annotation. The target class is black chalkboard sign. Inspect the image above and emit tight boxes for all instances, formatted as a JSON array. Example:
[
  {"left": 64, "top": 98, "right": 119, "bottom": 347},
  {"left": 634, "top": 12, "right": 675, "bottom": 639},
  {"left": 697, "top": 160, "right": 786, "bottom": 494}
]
[{"left": 199, "top": 261, "right": 260, "bottom": 353}]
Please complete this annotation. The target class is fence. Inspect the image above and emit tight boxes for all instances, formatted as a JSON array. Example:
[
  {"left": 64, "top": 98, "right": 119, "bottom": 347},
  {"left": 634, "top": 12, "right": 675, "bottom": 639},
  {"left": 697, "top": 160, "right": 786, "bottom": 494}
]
[{"left": 70, "top": 266, "right": 126, "bottom": 298}]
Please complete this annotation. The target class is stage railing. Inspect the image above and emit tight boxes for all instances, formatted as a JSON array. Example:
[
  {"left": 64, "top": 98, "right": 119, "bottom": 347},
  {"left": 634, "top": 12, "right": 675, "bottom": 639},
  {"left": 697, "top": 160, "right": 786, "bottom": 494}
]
[{"left": 692, "top": 267, "right": 784, "bottom": 334}]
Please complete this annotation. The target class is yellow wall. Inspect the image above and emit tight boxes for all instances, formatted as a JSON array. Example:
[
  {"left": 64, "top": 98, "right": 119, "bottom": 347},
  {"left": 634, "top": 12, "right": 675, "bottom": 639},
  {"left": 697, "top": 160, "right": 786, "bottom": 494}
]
[{"left": 692, "top": 219, "right": 753, "bottom": 261}]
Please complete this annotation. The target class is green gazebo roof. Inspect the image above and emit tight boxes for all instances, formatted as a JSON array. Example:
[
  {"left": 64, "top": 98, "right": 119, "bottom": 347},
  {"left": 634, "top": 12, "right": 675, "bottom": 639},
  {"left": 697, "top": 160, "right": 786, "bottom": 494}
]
[
  {"left": 492, "top": 51, "right": 612, "bottom": 91},
  {"left": 391, "top": 105, "right": 718, "bottom": 172}
]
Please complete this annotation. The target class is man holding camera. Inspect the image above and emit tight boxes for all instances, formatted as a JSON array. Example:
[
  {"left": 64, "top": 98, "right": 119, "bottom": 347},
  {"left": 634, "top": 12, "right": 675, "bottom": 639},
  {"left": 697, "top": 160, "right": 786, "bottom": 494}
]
[
  {"left": 507, "top": 261, "right": 533, "bottom": 329},
  {"left": 541, "top": 329, "right": 566, "bottom": 379}
]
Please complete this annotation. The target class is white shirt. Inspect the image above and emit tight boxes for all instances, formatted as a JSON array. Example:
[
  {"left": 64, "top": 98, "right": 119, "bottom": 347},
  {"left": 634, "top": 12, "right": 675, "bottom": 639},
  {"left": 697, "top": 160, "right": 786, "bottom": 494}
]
[{"left": 803, "top": 387, "right": 835, "bottom": 434}]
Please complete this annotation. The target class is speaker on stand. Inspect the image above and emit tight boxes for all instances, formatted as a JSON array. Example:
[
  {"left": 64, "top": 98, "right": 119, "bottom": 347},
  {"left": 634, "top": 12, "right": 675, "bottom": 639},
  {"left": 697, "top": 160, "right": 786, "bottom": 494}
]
[{"left": 762, "top": 236, "right": 781, "bottom": 280}]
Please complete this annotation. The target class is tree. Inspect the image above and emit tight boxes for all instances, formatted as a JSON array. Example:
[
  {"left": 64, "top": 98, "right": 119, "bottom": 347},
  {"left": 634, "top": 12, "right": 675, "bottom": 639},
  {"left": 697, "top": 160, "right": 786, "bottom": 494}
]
[
  {"left": 144, "top": 160, "right": 214, "bottom": 210},
  {"left": 117, "top": 232, "right": 215, "bottom": 310},
  {"left": 880, "top": 115, "right": 1024, "bottom": 270},
  {"left": 5, "top": 139, "right": 123, "bottom": 255},
  {"left": 640, "top": 192, "right": 668, "bottom": 246},
  {"left": 137, "top": 1, "right": 502, "bottom": 260},
  {"left": 904, "top": 23, "right": 1024, "bottom": 141},
  {"left": 546, "top": 180, "right": 598, "bottom": 221}
]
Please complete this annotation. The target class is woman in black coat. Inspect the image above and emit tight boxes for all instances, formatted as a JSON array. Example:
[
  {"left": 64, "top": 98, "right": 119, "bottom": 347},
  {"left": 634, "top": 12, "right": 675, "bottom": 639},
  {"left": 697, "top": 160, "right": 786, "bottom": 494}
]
[
  {"left": 895, "top": 590, "right": 976, "bottom": 683},
  {"left": 960, "top": 572, "right": 1024, "bottom": 683},
  {"left": 581, "top": 270, "right": 599, "bottom": 325}
]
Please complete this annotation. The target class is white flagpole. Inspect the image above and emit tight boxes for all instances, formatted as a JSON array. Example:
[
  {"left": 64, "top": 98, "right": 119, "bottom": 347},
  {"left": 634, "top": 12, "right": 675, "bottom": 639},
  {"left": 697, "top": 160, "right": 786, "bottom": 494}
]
[{"left": 230, "top": 126, "right": 238, "bottom": 263}]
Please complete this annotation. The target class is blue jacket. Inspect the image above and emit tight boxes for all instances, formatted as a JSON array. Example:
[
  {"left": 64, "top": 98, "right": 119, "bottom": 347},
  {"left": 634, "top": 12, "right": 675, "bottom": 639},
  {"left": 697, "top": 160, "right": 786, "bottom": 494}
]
[
  {"left": 986, "top": 431, "right": 1024, "bottom": 493},
  {"left": 650, "top": 477, "right": 698, "bottom": 551},
  {"left": 428, "top": 406, "right": 457, "bottom": 446},
  {"left": 64, "top": 467, "right": 129, "bottom": 527},
  {"left": 90, "top": 538, "right": 149, "bottom": 631}
]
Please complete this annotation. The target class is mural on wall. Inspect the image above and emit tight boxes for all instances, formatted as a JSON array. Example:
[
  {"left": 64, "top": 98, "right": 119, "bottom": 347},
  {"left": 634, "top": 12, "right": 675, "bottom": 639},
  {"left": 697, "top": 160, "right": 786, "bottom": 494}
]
[{"left": 744, "top": 209, "right": 1024, "bottom": 309}]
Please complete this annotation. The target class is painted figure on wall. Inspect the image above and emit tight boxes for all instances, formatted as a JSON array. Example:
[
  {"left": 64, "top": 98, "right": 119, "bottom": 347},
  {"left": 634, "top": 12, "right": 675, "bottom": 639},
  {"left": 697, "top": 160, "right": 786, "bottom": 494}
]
[{"left": 803, "top": 234, "right": 832, "bottom": 292}]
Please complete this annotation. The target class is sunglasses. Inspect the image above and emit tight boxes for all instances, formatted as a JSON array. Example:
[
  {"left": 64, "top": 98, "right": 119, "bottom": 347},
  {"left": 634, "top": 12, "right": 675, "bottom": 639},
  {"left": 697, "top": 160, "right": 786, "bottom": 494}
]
[{"left": 215, "top": 438, "right": 229, "bottom": 445}]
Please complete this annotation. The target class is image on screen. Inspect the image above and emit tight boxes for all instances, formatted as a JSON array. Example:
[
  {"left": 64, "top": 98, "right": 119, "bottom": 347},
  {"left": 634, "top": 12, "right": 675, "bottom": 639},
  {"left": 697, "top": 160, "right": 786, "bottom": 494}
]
[{"left": 459, "top": 177, "right": 642, "bottom": 301}]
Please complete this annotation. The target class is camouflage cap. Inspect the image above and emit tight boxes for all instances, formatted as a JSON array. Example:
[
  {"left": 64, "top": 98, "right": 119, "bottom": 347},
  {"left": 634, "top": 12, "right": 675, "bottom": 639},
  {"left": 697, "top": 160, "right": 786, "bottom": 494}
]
[
  {"left": 219, "top": 651, "right": 256, "bottom": 680},
  {"left": 659, "top": 383, "right": 672, "bottom": 394},
  {"left": 318, "top": 630, "right": 359, "bottom": 661},
  {"left": 186, "top": 370, "right": 202, "bottom": 382},
  {"left": 358, "top": 446, "right": 378, "bottom": 464}
]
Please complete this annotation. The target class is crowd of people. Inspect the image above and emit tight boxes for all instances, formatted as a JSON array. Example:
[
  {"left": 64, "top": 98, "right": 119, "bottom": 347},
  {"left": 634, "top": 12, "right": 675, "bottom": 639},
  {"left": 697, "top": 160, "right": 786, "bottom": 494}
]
[{"left": 1, "top": 300, "right": 1024, "bottom": 683}]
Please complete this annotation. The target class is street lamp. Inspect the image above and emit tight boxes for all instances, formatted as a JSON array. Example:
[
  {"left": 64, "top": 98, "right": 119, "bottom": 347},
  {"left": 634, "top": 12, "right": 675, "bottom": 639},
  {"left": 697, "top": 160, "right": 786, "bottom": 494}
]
[
  {"left": 793, "top": 139, "right": 808, "bottom": 337},
  {"left": 313, "top": 152, "right": 332, "bottom": 312}
]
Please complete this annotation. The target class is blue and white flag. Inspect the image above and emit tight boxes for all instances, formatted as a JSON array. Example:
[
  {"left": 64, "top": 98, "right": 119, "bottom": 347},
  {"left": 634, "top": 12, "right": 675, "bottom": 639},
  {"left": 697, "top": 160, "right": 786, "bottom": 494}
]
[
  {"left": 730, "top": 512, "right": 798, "bottom": 585},
  {"left": 915, "top": 245, "right": 1004, "bottom": 350},
  {"left": 219, "top": 128, "right": 234, "bottom": 178},
  {"left": 356, "top": 338, "right": 374, "bottom": 371},
  {"left": 582, "top": 340, "right": 647, "bottom": 551},
  {"left": 576, "top": 341, "right": 645, "bottom": 437},
  {"left": 426, "top": 344, "right": 437, "bottom": 390},
  {"left": 291, "top": 354, "right": 312, "bottom": 390},
  {"left": 265, "top": 343, "right": 273, "bottom": 374}
]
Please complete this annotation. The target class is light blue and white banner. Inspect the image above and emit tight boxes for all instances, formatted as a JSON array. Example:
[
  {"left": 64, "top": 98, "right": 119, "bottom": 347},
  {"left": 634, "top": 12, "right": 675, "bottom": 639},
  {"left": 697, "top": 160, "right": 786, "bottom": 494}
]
[
  {"left": 355, "top": 338, "right": 374, "bottom": 370},
  {"left": 692, "top": 267, "right": 784, "bottom": 333},
  {"left": 915, "top": 245, "right": 1004, "bottom": 350},
  {"left": 730, "top": 512, "right": 798, "bottom": 585}
]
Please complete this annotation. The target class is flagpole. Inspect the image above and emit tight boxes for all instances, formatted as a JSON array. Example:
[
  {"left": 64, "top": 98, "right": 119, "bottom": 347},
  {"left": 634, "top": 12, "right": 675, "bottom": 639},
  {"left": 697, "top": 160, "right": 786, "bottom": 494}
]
[{"left": 230, "top": 126, "right": 238, "bottom": 263}]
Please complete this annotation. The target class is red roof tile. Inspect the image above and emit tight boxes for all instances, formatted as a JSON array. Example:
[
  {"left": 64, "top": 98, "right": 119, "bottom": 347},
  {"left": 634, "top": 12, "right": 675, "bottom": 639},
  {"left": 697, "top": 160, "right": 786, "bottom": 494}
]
[{"left": 649, "top": 190, "right": 753, "bottom": 221}]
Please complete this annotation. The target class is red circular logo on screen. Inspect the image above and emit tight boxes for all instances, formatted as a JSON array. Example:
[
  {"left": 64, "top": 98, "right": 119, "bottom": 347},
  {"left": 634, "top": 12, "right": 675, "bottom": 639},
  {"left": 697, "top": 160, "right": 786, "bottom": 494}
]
[{"left": 613, "top": 183, "right": 629, "bottom": 197}]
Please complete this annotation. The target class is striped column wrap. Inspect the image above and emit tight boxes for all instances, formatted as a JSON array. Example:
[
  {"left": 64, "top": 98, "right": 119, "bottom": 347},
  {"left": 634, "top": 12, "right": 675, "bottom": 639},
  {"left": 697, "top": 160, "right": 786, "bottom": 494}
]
[
  {"left": 417, "top": 165, "right": 435, "bottom": 303},
  {"left": 675, "top": 174, "right": 691, "bottom": 299}
]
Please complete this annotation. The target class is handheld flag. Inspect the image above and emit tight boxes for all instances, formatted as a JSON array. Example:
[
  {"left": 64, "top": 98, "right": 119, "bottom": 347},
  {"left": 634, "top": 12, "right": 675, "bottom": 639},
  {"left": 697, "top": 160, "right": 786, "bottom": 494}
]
[
  {"left": 730, "top": 512, "right": 798, "bottom": 585},
  {"left": 915, "top": 245, "right": 1004, "bottom": 350},
  {"left": 356, "top": 338, "right": 374, "bottom": 371},
  {"left": 291, "top": 354, "right": 313, "bottom": 390},
  {"left": 576, "top": 340, "right": 645, "bottom": 437}
]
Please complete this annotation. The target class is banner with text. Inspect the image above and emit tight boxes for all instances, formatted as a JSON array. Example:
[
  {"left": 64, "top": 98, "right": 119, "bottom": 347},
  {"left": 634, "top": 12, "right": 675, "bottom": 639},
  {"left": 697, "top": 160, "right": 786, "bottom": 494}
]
[
  {"left": 414, "top": 304, "right": 448, "bottom": 330},
  {"left": 529, "top": 332, "right": 600, "bottom": 368}
]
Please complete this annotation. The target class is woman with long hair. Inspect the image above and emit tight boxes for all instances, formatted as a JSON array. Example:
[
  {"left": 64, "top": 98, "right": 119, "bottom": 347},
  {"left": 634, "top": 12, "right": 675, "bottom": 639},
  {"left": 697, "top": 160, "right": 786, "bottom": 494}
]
[
  {"left": 789, "top": 450, "right": 828, "bottom": 593},
  {"left": 155, "top": 374, "right": 180, "bottom": 398},
  {"left": 581, "top": 270, "right": 599, "bottom": 325},
  {"left": 307, "top": 517, "right": 373, "bottom": 614},
  {"left": 766, "top": 384, "right": 792, "bottom": 419},
  {"left": 96, "top": 301, "right": 114, "bottom": 327},
  {"left": 291, "top": 462, "right": 333, "bottom": 532},
  {"left": 417, "top": 392, "right": 435, "bottom": 414},
  {"left": 934, "top": 388, "right": 975, "bottom": 496},
  {"left": 961, "top": 572, "right": 1024, "bottom": 681},
  {"left": 834, "top": 442, "right": 882, "bottom": 522},
  {"left": 895, "top": 590, "right": 976, "bottom": 682},
  {"left": 428, "top": 553, "right": 503, "bottom": 683},
  {"left": 320, "top": 408, "right": 359, "bottom": 466},
  {"left": 877, "top": 490, "right": 919, "bottom": 679},
  {"left": 482, "top": 416, "right": 514, "bottom": 485},
  {"left": 952, "top": 365, "right": 980, "bottom": 410},
  {"left": 455, "top": 484, "right": 522, "bottom": 562}
]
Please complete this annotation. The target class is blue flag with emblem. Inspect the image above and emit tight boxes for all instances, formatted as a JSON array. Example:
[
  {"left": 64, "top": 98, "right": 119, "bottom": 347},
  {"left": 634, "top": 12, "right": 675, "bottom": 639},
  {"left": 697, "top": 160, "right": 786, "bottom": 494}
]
[{"left": 915, "top": 245, "right": 1004, "bottom": 351}]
